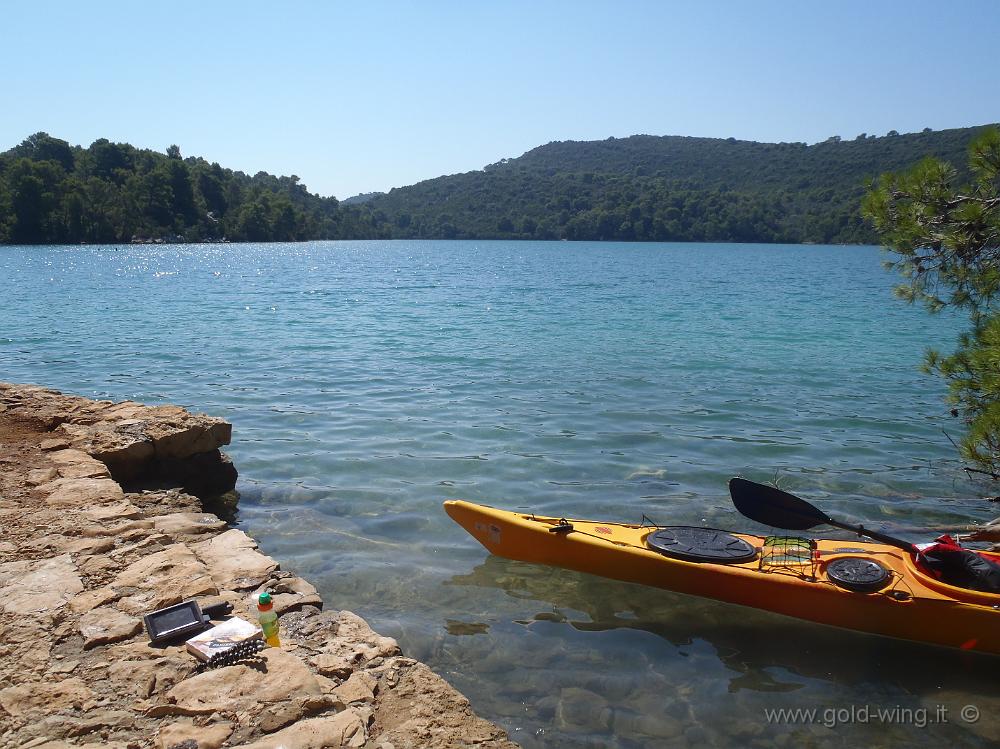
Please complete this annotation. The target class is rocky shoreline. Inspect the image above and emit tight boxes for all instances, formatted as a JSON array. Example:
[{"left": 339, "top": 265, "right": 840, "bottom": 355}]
[{"left": 0, "top": 382, "right": 517, "bottom": 749}]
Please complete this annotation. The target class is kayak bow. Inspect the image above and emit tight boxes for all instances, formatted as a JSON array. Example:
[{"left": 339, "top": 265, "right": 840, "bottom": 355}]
[{"left": 443, "top": 499, "right": 1000, "bottom": 655}]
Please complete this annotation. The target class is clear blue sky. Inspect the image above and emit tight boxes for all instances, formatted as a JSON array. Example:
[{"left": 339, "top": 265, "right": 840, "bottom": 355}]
[{"left": 3, "top": 1, "right": 998, "bottom": 199}]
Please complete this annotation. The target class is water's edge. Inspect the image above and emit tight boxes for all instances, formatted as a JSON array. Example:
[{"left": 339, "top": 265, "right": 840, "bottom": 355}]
[{"left": 0, "top": 381, "right": 519, "bottom": 748}]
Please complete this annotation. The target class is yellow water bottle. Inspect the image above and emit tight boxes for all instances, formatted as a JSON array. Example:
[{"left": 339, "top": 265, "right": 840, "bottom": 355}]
[{"left": 257, "top": 591, "right": 280, "bottom": 647}]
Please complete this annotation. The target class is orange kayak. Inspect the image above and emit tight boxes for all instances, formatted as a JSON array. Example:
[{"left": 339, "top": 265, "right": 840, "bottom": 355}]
[{"left": 444, "top": 500, "right": 1000, "bottom": 655}]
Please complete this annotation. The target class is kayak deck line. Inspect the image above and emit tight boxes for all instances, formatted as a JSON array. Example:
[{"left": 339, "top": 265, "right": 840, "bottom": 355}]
[{"left": 443, "top": 500, "right": 1000, "bottom": 656}]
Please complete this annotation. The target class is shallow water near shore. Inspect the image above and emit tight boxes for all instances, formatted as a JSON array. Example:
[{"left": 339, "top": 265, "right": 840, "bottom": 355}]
[{"left": 3, "top": 240, "right": 998, "bottom": 747}]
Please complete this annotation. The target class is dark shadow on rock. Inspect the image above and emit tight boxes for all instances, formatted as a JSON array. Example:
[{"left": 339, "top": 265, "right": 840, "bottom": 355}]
[
  {"left": 200, "top": 489, "right": 241, "bottom": 525},
  {"left": 120, "top": 449, "right": 238, "bottom": 500}
]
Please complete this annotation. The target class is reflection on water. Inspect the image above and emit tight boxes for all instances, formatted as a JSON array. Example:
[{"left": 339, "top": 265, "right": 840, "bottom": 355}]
[{"left": 441, "top": 555, "right": 1000, "bottom": 748}]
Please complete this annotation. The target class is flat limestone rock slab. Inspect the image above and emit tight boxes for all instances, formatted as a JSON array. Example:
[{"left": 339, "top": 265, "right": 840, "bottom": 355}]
[
  {"left": 70, "top": 585, "right": 122, "bottom": 614},
  {"left": 375, "top": 662, "right": 515, "bottom": 748},
  {"left": 39, "top": 436, "right": 71, "bottom": 451},
  {"left": 156, "top": 719, "right": 233, "bottom": 749},
  {"left": 81, "top": 519, "right": 155, "bottom": 539},
  {"left": 257, "top": 576, "right": 324, "bottom": 615},
  {"left": 192, "top": 529, "right": 279, "bottom": 590},
  {"left": 80, "top": 606, "right": 143, "bottom": 649},
  {"left": 108, "top": 651, "right": 192, "bottom": 700},
  {"left": 0, "top": 676, "right": 94, "bottom": 716},
  {"left": 84, "top": 501, "right": 143, "bottom": 522},
  {"left": 232, "top": 710, "right": 366, "bottom": 749},
  {"left": 50, "top": 403, "right": 231, "bottom": 462},
  {"left": 271, "top": 590, "right": 324, "bottom": 615},
  {"left": 315, "top": 611, "right": 400, "bottom": 667},
  {"left": 55, "top": 460, "right": 112, "bottom": 479},
  {"left": 152, "top": 512, "right": 228, "bottom": 539},
  {"left": 48, "top": 448, "right": 112, "bottom": 479},
  {"left": 165, "top": 649, "right": 322, "bottom": 715},
  {"left": 333, "top": 671, "right": 377, "bottom": 705},
  {"left": 0, "top": 554, "right": 83, "bottom": 613},
  {"left": 78, "top": 554, "right": 122, "bottom": 577},
  {"left": 111, "top": 543, "right": 218, "bottom": 614},
  {"left": 0, "top": 613, "right": 54, "bottom": 674},
  {"left": 26, "top": 467, "right": 59, "bottom": 485},
  {"left": 40, "top": 476, "right": 125, "bottom": 507},
  {"left": 312, "top": 654, "right": 353, "bottom": 680},
  {"left": 62, "top": 536, "right": 116, "bottom": 555},
  {"left": 56, "top": 420, "right": 155, "bottom": 469},
  {"left": 146, "top": 417, "right": 232, "bottom": 460}
]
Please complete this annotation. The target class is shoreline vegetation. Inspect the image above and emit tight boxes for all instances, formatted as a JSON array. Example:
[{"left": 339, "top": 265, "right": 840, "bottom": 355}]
[
  {"left": 864, "top": 127, "right": 1000, "bottom": 476},
  {"left": 1, "top": 125, "right": 994, "bottom": 247}
]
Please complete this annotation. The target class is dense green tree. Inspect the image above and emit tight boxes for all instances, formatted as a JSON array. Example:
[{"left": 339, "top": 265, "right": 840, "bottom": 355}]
[
  {"left": 235, "top": 196, "right": 274, "bottom": 241},
  {"left": 164, "top": 159, "right": 197, "bottom": 225},
  {"left": 87, "top": 139, "right": 134, "bottom": 184},
  {"left": 11, "top": 133, "right": 75, "bottom": 172},
  {"left": 8, "top": 158, "right": 64, "bottom": 242},
  {"left": 863, "top": 128, "right": 1000, "bottom": 471},
  {"left": 197, "top": 165, "right": 228, "bottom": 217}
]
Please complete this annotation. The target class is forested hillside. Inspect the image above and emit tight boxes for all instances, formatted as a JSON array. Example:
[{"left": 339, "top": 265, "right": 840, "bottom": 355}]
[
  {"left": 0, "top": 134, "right": 380, "bottom": 244},
  {"left": 364, "top": 126, "right": 995, "bottom": 244},
  {"left": 1, "top": 125, "right": 994, "bottom": 244}
]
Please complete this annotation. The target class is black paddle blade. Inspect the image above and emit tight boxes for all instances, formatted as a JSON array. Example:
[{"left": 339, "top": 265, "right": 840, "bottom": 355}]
[{"left": 728, "top": 477, "right": 832, "bottom": 530}]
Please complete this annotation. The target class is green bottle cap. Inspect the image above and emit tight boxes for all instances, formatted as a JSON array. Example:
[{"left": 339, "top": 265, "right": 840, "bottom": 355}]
[{"left": 258, "top": 592, "right": 272, "bottom": 606}]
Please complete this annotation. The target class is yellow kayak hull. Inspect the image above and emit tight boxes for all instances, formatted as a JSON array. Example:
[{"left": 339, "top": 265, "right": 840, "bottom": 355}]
[{"left": 444, "top": 500, "right": 1000, "bottom": 656}]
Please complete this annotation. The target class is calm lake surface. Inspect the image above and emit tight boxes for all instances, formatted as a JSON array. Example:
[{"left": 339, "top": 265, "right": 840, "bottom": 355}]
[{"left": 3, "top": 241, "right": 998, "bottom": 747}]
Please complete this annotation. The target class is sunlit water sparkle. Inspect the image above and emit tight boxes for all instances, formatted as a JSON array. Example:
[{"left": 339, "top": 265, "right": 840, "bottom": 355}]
[{"left": 2, "top": 240, "right": 997, "bottom": 748}]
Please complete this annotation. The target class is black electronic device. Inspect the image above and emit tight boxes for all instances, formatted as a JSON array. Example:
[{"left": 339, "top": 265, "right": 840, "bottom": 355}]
[{"left": 142, "top": 599, "right": 234, "bottom": 645}]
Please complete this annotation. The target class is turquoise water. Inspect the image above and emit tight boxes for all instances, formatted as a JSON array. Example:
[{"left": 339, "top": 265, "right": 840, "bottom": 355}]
[{"left": 2, "top": 241, "right": 998, "bottom": 747}]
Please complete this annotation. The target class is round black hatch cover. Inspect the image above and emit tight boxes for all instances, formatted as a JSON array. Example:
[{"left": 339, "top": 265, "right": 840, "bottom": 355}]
[
  {"left": 826, "top": 557, "right": 891, "bottom": 592},
  {"left": 645, "top": 526, "right": 757, "bottom": 564}
]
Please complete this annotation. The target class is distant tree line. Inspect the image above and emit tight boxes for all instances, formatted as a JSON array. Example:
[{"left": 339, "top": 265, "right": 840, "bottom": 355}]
[
  {"left": 0, "top": 125, "right": 994, "bottom": 245},
  {"left": 0, "top": 133, "right": 381, "bottom": 244}
]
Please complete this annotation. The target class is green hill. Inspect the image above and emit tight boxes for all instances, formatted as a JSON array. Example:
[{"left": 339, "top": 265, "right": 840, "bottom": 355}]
[
  {"left": 1, "top": 125, "right": 994, "bottom": 245},
  {"left": 363, "top": 126, "right": 996, "bottom": 244}
]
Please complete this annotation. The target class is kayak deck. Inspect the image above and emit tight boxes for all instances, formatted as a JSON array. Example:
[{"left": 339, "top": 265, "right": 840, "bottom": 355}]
[{"left": 444, "top": 500, "right": 1000, "bottom": 655}]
